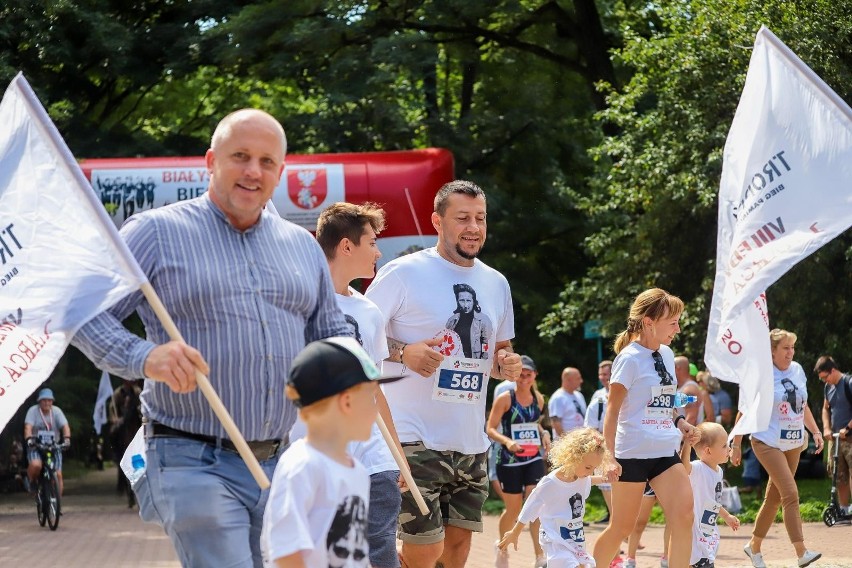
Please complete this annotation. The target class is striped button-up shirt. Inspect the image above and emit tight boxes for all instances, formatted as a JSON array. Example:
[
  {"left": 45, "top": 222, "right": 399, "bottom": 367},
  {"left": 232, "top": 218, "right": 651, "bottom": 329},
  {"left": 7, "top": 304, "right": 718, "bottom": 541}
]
[{"left": 72, "top": 193, "right": 350, "bottom": 441}]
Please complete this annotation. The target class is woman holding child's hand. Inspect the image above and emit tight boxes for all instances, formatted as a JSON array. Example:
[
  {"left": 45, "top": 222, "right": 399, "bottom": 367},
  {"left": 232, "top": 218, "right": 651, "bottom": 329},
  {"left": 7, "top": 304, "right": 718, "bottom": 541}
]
[{"left": 592, "top": 288, "right": 696, "bottom": 568}]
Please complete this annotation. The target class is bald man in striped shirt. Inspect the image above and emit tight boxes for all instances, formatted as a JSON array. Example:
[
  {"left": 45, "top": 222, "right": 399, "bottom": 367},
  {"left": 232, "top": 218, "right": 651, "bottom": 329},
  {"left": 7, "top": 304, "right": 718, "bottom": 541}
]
[{"left": 73, "top": 109, "right": 350, "bottom": 567}]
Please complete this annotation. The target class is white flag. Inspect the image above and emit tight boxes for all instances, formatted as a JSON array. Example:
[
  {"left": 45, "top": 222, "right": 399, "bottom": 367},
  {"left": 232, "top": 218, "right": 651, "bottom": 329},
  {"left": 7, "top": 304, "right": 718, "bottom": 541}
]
[
  {"left": 92, "top": 370, "right": 113, "bottom": 435},
  {"left": 706, "top": 27, "right": 852, "bottom": 436},
  {"left": 0, "top": 73, "right": 146, "bottom": 432}
]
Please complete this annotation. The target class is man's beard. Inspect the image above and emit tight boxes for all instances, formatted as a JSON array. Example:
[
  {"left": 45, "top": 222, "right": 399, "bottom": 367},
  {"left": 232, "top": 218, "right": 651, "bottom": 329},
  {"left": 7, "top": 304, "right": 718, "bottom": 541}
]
[{"left": 455, "top": 243, "right": 481, "bottom": 260}]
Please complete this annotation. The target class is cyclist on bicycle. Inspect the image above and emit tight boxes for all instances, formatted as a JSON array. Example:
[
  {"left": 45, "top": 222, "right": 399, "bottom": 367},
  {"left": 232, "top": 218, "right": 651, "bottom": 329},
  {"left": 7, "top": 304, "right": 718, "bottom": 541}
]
[{"left": 24, "top": 388, "right": 71, "bottom": 496}]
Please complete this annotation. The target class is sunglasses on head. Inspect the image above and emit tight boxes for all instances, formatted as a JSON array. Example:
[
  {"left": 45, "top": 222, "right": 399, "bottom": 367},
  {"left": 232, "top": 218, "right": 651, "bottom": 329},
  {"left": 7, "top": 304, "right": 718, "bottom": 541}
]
[{"left": 651, "top": 351, "right": 674, "bottom": 386}]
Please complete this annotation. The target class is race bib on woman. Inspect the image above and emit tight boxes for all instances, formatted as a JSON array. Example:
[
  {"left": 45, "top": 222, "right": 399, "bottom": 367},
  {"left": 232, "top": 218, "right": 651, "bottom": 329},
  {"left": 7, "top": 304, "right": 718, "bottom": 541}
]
[
  {"left": 777, "top": 401, "right": 805, "bottom": 450},
  {"left": 645, "top": 385, "right": 676, "bottom": 418}
]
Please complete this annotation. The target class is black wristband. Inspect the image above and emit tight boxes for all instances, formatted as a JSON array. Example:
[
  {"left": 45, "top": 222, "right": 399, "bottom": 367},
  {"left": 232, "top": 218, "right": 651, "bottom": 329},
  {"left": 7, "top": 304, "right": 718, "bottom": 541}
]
[{"left": 674, "top": 415, "right": 686, "bottom": 428}]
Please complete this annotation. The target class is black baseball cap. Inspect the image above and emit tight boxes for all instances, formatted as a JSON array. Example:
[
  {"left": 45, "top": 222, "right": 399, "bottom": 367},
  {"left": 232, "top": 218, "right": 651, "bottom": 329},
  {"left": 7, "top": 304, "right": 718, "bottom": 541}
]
[{"left": 288, "top": 337, "right": 405, "bottom": 407}]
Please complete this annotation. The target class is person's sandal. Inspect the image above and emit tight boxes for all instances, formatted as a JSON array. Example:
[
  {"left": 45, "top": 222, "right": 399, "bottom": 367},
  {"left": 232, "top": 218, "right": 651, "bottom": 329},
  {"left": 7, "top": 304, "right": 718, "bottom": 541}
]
[{"left": 743, "top": 544, "right": 766, "bottom": 568}]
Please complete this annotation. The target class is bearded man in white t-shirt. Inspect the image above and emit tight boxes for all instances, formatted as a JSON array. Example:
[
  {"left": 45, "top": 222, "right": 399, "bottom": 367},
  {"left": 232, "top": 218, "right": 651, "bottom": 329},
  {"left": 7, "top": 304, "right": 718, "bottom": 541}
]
[
  {"left": 548, "top": 367, "right": 587, "bottom": 438},
  {"left": 366, "top": 180, "right": 521, "bottom": 568}
]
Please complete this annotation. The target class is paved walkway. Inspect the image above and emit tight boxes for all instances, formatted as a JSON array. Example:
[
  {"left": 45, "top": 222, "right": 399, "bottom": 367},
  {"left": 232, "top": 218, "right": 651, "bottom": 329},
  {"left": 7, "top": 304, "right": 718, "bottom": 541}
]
[{"left": 0, "top": 468, "right": 850, "bottom": 567}]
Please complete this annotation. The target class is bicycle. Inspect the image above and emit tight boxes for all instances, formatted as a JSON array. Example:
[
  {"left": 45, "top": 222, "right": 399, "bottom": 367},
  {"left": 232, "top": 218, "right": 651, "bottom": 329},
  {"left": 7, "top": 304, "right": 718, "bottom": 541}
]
[
  {"left": 29, "top": 438, "right": 64, "bottom": 531},
  {"left": 822, "top": 432, "right": 852, "bottom": 527}
]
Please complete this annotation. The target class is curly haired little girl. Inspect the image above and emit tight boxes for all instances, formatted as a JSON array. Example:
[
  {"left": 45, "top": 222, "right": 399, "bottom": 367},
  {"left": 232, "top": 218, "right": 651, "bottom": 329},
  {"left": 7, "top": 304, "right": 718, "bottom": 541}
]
[{"left": 498, "top": 427, "right": 609, "bottom": 568}]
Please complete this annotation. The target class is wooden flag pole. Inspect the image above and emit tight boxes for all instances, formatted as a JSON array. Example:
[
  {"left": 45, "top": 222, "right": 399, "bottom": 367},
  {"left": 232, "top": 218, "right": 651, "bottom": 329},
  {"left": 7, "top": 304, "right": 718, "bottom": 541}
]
[
  {"left": 376, "top": 414, "right": 429, "bottom": 515},
  {"left": 141, "top": 282, "right": 270, "bottom": 489}
]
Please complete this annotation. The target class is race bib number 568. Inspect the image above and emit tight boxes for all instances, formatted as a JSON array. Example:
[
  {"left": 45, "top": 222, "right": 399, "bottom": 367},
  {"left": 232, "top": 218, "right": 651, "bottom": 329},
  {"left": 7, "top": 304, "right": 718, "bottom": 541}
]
[{"left": 432, "top": 356, "right": 490, "bottom": 405}]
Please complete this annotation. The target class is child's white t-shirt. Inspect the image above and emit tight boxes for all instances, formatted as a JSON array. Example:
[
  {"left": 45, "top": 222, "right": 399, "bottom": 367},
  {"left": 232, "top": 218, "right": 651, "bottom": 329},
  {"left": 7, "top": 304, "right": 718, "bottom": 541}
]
[
  {"left": 365, "top": 247, "right": 515, "bottom": 454},
  {"left": 751, "top": 362, "right": 808, "bottom": 450},
  {"left": 289, "top": 289, "right": 397, "bottom": 475},
  {"left": 688, "top": 460, "right": 724, "bottom": 565},
  {"left": 518, "top": 471, "right": 594, "bottom": 566},
  {"left": 262, "top": 439, "right": 370, "bottom": 568},
  {"left": 611, "top": 343, "right": 682, "bottom": 458}
]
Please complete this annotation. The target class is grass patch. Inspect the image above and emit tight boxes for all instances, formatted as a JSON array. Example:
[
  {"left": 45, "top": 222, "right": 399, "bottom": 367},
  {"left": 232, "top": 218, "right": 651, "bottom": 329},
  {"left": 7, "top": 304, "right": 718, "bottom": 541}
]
[
  {"left": 60, "top": 458, "right": 95, "bottom": 480},
  {"left": 484, "top": 466, "right": 834, "bottom": 524}
]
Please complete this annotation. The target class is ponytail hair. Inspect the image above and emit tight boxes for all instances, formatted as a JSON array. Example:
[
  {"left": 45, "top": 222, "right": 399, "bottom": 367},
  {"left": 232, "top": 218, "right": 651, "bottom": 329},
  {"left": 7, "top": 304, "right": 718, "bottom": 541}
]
[{"left": 613, "top": 288, "right": 684, "bottom": 354}]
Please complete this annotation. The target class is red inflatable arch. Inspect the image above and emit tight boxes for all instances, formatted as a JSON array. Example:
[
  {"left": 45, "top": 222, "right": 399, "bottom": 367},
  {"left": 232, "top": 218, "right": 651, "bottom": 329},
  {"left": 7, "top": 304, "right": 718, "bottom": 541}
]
[{"left": 80, "top": 148, "right": 454, "bottom": 268}]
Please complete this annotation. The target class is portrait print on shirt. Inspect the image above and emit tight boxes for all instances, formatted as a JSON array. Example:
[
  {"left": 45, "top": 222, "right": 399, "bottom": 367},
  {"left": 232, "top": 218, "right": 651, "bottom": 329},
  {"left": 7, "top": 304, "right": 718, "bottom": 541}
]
[
  {"left": 781, "top": 378, "right": 804, "bottom": 414},
  {"left": 569, "top": 493, "right": 583, "bottom": 519},
  {"left": 327, "top": 495, "right": 369, "bottom": 568},
  {"left": 444, "top": 283, "right": 494, "bottom": 359},
  {"left": 344, "top": 314, "right": 363, "bottom": 346}
]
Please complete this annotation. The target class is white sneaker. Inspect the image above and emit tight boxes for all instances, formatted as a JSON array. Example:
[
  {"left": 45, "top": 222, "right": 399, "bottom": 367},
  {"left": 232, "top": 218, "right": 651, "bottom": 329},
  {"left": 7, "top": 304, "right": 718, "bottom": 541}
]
[
  {"left": 534, "top": 553, "right": 547, "bottom": 568},
  {"left": 798, "top": 550, "right": 821, "bottom": 567},
  {"left": 660, "top": 558, "right": 669, "bottom": 568},
  {"left": 494, "top": 541, "right": 509, "bottom": 568},
  {"left": 744, "top": 544, "right": 767, "bottom": 568},
  {"left": 623, "top": 559, "right": 637, "bottom": 568}
]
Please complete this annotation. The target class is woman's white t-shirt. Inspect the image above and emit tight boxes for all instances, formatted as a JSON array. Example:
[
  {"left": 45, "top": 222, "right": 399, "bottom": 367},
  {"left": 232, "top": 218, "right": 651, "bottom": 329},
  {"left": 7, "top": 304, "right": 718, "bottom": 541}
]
[
  {"left": 688, "top": 460, "right": 723, "bottom": 565},
  {"left": 751, "top": 362, "right": 808, "bottom": 450},
  {"left": 366, "top": 247, "right": 515, "bottom": 454},
  {"left": 518, "top": 471, "right": 594, "bottom": 566},
  {"left": 611, "top": 343, "right": 682, "bottom": 459},
  {"left": 262, "top": 439, "right": 370, "bottom": 568}
]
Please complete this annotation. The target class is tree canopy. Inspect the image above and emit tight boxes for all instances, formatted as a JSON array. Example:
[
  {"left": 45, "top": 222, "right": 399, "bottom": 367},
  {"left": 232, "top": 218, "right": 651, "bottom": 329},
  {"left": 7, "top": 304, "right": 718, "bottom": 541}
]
[{"left": 1, "top": 1, "right": 851, "bottom": 459}]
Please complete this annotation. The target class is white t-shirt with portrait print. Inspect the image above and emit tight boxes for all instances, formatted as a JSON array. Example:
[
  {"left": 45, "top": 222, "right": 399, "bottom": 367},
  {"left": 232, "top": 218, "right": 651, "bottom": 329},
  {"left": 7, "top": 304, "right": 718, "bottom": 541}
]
[
  {"left": 289, "top": 289, "right": 396, "bottom": 475},
  {"left": 611, "top": 342, "right": 682, "bottom": 459},
  {"left": 365, "top": 247, "right": 515, "bottom": 455},
  {"left": 751, "top": 361, "right": 809, "bottom": 450},
  {"left": 262, "top": 439, "right": 370, "bottom": 568},
  {"left": 688, "top": 460, "right": 724, "bottom": 565},
  {"left": 518, "top": 471, "right": 594, "bottom": 566}
]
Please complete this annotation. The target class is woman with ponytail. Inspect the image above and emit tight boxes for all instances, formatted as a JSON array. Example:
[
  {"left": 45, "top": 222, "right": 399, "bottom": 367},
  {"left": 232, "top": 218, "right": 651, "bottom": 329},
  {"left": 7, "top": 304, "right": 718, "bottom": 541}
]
[{"left": 593, "top": 288, "right": 700, "bottom": 568}]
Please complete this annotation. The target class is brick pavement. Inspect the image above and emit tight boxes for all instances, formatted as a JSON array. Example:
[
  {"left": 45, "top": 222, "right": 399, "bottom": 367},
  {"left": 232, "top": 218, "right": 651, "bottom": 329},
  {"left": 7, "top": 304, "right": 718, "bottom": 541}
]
[{"left": 1, "top": 468, "right": 850, "bottom": 567}]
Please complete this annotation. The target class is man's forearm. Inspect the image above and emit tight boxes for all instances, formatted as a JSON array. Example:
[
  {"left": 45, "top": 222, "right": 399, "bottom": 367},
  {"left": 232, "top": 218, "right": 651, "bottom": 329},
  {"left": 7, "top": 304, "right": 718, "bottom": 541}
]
[{"left": 386, "top": 337, "right": 405, "bottom": 363}]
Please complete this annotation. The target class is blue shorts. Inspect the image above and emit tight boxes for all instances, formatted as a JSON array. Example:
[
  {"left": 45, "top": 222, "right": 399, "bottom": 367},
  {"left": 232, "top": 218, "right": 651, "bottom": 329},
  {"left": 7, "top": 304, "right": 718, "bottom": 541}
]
[
  {"left": 27, "top": 448, "right": 63, "bottom": 472},
  {"left": 368, "top": 470, "right": 402, "bottom": 568}
]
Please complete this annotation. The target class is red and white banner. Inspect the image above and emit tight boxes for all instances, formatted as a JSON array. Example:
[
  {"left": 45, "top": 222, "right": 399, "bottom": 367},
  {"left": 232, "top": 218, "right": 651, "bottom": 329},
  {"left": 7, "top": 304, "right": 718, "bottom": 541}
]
[
  {"left": 706, "top": 27, "right": 852, "bottom": 436},
  {"left": 0, "top": 74, "right": 146, "bottom": 432},
  {"left": 82, "top": 149, "right": 454, "bottom": 270}
]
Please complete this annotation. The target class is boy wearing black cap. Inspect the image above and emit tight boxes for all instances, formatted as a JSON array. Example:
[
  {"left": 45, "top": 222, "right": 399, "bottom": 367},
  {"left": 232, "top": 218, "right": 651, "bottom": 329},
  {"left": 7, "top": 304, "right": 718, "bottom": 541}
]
[{"left": 262, "top": 337, "right": 403, "bottom": 568}]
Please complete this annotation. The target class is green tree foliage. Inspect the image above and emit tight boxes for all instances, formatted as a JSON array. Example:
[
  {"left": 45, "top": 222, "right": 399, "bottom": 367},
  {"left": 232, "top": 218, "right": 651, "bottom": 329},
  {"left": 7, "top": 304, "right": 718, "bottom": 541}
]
[
  {"left": 0, "top": 0, "right": 262, "bottom": 155},
  {"left": 6, "top": 0, "right": 850, "bottom": 455},
  {"left": 217, "top": 0, "right": 624, "bottom": 382},
  {"left": 542, "top": 0, "right": 852, "bottom": 387}
]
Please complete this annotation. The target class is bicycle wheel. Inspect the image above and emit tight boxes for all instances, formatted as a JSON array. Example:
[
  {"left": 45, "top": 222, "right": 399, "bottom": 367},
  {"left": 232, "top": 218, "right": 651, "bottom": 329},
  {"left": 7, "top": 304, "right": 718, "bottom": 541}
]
[
  {"left": 36, "top": 479, "right": 46, "bottom": 527},
  {"left": 46, "top": 474, "right": 60, "bottom": 530}
]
